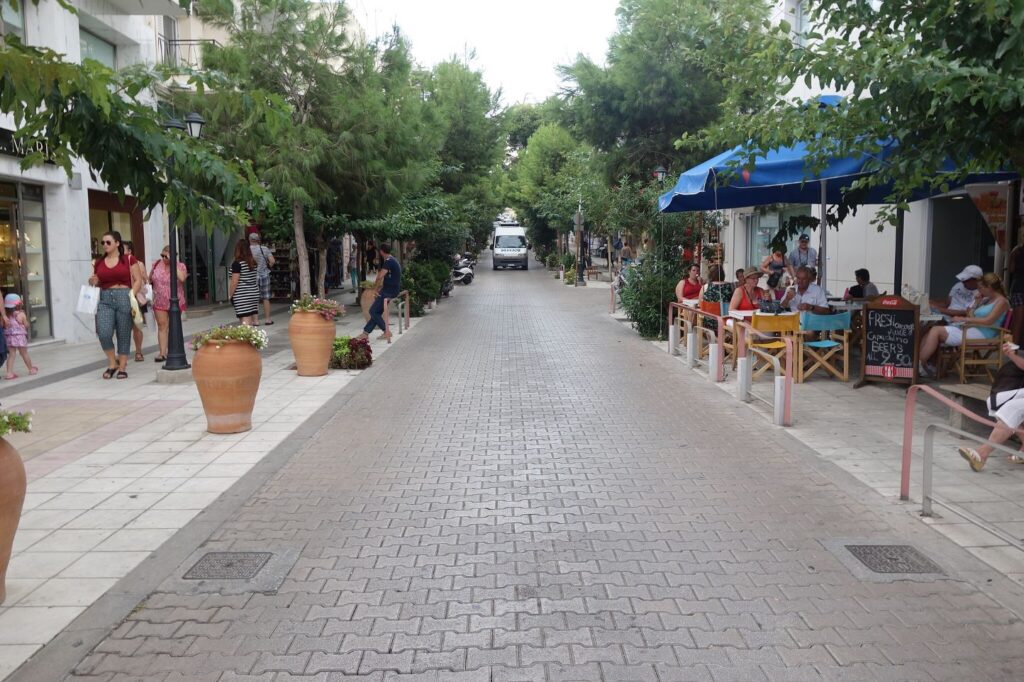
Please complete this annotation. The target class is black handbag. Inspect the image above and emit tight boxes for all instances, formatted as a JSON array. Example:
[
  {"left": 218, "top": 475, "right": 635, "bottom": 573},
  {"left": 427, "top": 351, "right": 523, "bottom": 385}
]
[{"left": 989, "top": 360, "right": 1024, "bottom": 411}]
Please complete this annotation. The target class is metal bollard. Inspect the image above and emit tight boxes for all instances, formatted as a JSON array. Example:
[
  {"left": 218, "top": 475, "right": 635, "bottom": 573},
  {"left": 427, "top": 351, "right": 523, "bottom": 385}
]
[
  {"left": 669, "top": 323, "right": 679, "bottom": 356},
  {"left": 685, "top": 331, "right": 697, "bottom": 367},
  {"left": 708, "top": 344, "right": 721, "bottom": 382},
  {"left": 737, "top": 357, "right": 751, "bottom": 401},
  {"left": 773, "top": 376, "right": 785, "bottom": 425}
]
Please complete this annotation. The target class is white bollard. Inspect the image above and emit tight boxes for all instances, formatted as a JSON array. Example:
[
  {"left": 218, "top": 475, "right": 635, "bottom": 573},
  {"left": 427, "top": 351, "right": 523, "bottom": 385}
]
[
  {"left": 773, "top": 375, "right": 786, "bottom": 425},
  {"left": 737, "top": 357, "right": 751, "bottom": 401},
  {"left": 686, "top": 332, "right": 697, "bottom": 367},
  {"left": 669, "top": 323, "right": 679, "bottom": 356},
  {"left": 709, "top": 344, "right": 721, "bottom": 382}
]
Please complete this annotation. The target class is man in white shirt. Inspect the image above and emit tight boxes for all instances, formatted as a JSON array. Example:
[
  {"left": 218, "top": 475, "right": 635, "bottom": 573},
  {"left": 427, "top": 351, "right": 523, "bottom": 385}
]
[
  {"left": 248, "top": 233, "right": 276, "bottom": 325},
  {"left": 931, "top": 264, "right": 981, "bottom": 319},
  {"left": 782, "top": 266, "right": 830, "bottom": 314}
]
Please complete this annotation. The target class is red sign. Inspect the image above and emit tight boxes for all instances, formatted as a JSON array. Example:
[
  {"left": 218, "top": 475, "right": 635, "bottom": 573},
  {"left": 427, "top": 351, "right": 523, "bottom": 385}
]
[
  {"left": 883, "top": 364, "right": 896, "bottom": 380},
  {"left": 879, "top": 296, "right": 901, "bottom": 307}
]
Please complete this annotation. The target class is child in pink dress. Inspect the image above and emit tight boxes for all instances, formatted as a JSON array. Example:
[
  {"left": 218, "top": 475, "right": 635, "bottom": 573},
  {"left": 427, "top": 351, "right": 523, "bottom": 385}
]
[{"left": 4, "top": 294, "right": 37, "bottom": 379}]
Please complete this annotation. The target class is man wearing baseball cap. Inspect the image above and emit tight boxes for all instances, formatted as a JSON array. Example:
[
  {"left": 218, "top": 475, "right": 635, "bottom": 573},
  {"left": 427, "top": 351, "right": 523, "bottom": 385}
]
[
  {"left": 786, "top": 233, "right": 818, "bottom": 278},
  {"left": 931, "top": 264, "right": 983, "bottom": 319}
]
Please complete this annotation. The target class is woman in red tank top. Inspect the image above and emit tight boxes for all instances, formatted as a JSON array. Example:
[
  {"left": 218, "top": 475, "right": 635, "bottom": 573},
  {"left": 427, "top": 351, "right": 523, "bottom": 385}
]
[
  {"left": 88, "top": 231, "right": 141, "bottom": 379},
  {"left": 675, "top": 264, "right": 704, "bottom": 302},
  {"left": 729, "top": 267, "right": 768, "bottom": 313}
]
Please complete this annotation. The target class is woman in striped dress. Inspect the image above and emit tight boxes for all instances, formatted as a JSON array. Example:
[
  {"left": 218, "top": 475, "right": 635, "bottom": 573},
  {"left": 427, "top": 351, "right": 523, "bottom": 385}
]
[{"left": 229, "top": 238, "right": 260, "bottom": 326}]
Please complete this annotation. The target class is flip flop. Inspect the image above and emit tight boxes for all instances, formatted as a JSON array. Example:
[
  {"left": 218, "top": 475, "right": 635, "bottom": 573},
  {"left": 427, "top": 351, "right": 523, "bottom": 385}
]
[
  {"left": 134, "top": 353, "right": 144, "bottom": 362},
  {"left": 958, "top": 447, "right": 985, "bottom": 472},
  {"left": 102, "top": 368, "right": 116, "bottom": 380},
  {"left": 153, "top": 356, "right": 166, "bottom": 362},
  {"left": 1009, "top": 454, "right": 1024, "bottom": 464},
  {"left": 116, "top": 371, "right": 128, "bottom": 380},
  {"left": 264, "top": 320, "right": 274, "bottom": 325},
  {"left": 29, "top": 367, "right": 37, "bottom": 375},
  {"left": 3, "top": 374, "right": 15, "bottom": 380}
]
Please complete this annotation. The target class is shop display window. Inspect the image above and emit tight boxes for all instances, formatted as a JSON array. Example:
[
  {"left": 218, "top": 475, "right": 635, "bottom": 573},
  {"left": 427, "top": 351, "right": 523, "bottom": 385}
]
[{"left": 0, "top": 182, "right": 52, "bottom": 340}]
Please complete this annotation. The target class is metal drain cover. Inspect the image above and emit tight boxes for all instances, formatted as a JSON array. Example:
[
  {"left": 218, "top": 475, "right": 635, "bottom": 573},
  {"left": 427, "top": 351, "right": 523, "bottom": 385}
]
[
  {"left": 183, "top": 552, "right": 272, "bottom": 580},
  {"left": 844, "top": 544, "right": 943, "bottom": 574}
]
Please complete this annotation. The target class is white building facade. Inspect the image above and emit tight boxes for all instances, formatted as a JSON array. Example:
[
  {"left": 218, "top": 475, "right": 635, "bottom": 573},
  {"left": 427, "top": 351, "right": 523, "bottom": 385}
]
[
  {"left": 0, "top": 0, "right": 187, "bottom": 345},
  {"left": 715, "top": 0, "right": 1012, "bottom": 301}
]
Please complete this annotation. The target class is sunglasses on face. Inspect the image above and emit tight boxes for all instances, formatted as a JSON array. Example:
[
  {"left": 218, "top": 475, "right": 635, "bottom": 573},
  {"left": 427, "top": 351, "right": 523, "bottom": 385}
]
[
  {"left": 161, "top": 254, "right": 169, "bottom": 259},
  {"left": 102, "top": 240, "right": 115, "bottom": 246}
]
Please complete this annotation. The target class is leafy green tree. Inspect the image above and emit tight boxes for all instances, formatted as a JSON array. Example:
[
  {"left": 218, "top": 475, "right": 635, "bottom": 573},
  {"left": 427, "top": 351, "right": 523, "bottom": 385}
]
[
  {"left": 696, "top": 0, "right": 1024, "bottom": 224},
  {"left": 507, "top": 123, "right": 579, "bottom": 248}
]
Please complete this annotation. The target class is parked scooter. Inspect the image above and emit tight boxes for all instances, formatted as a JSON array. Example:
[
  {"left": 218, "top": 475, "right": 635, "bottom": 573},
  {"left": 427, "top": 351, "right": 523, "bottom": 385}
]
[{"left": 452, "top": 262, "right": 474, "bottom": 285}]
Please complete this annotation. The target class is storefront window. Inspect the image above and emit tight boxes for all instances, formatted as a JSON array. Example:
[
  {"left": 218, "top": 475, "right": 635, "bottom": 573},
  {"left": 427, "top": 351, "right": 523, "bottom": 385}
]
[
  {"left": 747, "top": 205, "right": 813, "bottom": 265},
  {"left": 0, "top": 182, "right": 52, "bottom": 340},
  {"left": 2, "top": 3, "right": 24, "bottom": 39},
  {"left": 80, "top": 29, "right": 116, "bottom": 70},
  {"left": 89, "top": 208, "right": 132, "bottom": 259}
]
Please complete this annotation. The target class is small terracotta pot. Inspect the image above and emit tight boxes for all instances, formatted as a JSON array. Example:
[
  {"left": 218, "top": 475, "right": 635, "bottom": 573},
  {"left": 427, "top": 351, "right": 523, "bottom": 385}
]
[
  {"left": 192, "top": 340, "right": 261, "bottom": 433},
  {"left": 360, "top": 288, "right": 377, "bottom": 322},
  {"left": 288, "top": 311, "right": 335, "bottom": 377},
  {"left": 0, "top": 438, "right": 26, "bottom": 605}
]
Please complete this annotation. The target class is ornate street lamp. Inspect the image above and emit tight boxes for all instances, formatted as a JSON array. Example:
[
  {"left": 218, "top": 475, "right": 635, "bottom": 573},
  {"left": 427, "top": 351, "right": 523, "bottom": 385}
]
[
  {"left": 653, "top": 165, "right": 668, "bottom": 183},
  {"left": 161, "top": 112, "right": 205, "bottom": 372}
]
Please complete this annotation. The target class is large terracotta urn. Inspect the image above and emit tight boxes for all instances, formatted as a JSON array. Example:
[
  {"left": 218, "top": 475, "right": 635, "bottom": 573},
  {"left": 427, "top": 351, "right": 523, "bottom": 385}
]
[
  {"left": 360, "top": 288, "right": 377, "bottom": 322},
  {"left": 288, "top": 311, "right": 334, "bottom": 376},
  {"left": 0, "top": 438, "right": 26, "bottom": 605},
  {"left": 192, "top": 340, "right": 261, "bottom": 433}
]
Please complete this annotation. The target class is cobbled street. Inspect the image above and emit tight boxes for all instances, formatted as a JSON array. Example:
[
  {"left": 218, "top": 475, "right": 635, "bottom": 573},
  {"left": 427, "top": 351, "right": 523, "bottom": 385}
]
[{"left": 56, "top": 255, "right": 1024, "bottom": 681}]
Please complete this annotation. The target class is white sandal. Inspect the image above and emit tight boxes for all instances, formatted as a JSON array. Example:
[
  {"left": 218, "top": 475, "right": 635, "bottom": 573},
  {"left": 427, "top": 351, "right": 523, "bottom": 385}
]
[{"left": 958, "top": 447, "right": 985, "bottom": 472}]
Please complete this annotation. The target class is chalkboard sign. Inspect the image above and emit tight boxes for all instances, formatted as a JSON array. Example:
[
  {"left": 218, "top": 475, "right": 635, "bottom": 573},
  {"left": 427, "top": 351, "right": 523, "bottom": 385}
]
[{"left": 857, "top": 295, "right": 919, "bottom": 386}]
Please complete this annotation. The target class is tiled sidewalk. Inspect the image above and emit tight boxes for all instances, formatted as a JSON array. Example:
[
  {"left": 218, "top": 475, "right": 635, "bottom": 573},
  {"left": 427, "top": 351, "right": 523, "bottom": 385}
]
[
  {"left": 0, "top": 302, "right": 424, "bottom": 678},
  {"left": 626, "top": 315, "right": 1024, "bottom": 587}
]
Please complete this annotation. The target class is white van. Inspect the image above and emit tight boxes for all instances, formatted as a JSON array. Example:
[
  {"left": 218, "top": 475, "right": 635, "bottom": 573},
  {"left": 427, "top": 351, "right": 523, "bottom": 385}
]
[{"left": 492, "top": 225, "right": 529, "bottom": 270}]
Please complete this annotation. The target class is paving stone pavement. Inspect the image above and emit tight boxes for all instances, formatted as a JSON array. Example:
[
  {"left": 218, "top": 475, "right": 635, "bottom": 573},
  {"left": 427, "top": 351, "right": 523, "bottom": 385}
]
[{"left": 42, "top": 254, "right": 1024, "bottom": 681}]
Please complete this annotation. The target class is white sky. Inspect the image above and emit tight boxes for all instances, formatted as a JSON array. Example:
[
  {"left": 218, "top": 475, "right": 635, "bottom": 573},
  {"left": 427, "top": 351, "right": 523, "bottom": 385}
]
[{"left": 349, "top": 0, "right": 622, "bottom": 105}]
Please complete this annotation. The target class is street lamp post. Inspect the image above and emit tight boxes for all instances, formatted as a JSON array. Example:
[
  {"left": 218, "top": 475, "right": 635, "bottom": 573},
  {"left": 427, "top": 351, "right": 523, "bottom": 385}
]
[{"left": 162, "top": 112, "right": 205, "bottom": 372}]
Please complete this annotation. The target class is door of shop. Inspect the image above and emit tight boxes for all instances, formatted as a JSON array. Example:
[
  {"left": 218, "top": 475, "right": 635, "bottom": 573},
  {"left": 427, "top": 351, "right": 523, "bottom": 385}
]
[{"left": 0, "top": 182, "right": 52, "bottom": 340}]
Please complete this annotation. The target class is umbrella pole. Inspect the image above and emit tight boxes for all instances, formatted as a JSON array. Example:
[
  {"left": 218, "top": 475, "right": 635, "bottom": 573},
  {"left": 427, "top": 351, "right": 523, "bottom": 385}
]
[
  {"left": 819, "top": 180, "right": 827, "bottom": 289},
  {"left": 894, "top": 208, "right": 905, "bottom": 295}
]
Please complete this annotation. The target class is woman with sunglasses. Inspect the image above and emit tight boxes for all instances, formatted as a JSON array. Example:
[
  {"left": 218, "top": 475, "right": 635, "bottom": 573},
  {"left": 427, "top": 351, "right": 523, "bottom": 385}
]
[
  {"left": 149, "top": 245, "right": 188, "bottom": 363},
  {"left": 87, "top": 231, "right": 142, "bottom": 379}
]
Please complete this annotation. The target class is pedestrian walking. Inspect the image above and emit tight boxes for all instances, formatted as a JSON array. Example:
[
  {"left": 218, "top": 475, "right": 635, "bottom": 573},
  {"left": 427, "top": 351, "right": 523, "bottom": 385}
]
[
  {"left": 356, "top": 243, "right": 401, "bottom": 342},
  {"left": 348, "top": 241, "right": 358, "bottom": 295},
  {"left": 3, "top": 294, "right": 35, "bottom": 379},
  {"left": 89, "top": 230, "right": 142, "bottom": 379},
  {"left": 248, "top": 233, "right": 276, "bottom": 325},
  {"left": 229, "top": 238, "right": 260, "bottom": 326},
  {"left": 149, "top": 244, "right": 188, "bottom": 363},
  {"left": 123, "top": 241, "right": 149, "bottom": 362},
  {"left": 365, "top": 239, "right": 378, "bottom": 273}
]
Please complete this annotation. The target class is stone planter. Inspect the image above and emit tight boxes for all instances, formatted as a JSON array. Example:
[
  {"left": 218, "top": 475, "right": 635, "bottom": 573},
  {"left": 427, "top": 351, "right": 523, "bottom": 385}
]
[
  {"left": 288, "top": 311, "right": 334, "bottom": 377},
  {"left": 0, "top": 438, "right": 26, "bottom": 605},
  {"left": 360, "top": 288, "right": 377, "bottom": 322},
  {"left": 192, "top": 340, "right": 261, "bottom": 433}
]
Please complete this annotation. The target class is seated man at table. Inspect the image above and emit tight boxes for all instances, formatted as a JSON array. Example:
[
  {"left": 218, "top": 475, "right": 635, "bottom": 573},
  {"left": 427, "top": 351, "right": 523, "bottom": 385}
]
[
  {"left": 845, "top": 268, "right": 880, "bottom": 299},
  {"left": 781, "top": 266, "right": 830, "bottom": 314},
  {"left": 930, "top": 264, "right": 982, "bottom": 319}
]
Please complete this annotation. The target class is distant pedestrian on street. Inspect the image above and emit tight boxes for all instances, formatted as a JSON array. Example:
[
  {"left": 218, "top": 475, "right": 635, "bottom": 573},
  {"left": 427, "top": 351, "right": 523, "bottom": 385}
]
[
  {"left": 149, "top": 244, "right": 188, "bottom": 363},
  {"left": 348, "top": 241, "right": 358, "bottom": 294},
  {"left": 365, "top": 239, "right": 378, "bottom": 273},
  {"left": 248, "top": 233, "right": 276, "bottom": 325},
  {"left": 123, "top": 241, "right": 149, "bottom": 362},
  {"left": 229, "top": 238, "right": 260, "bottom": 326},
  {"left": 3, "top": 294, "right": 35, "bottom": 379},
  {"left": 89, "top": 230, "right": 142, "bottom": 380},
  {"left": 357, "top": 243, "right": 401, "bottom": 343}
]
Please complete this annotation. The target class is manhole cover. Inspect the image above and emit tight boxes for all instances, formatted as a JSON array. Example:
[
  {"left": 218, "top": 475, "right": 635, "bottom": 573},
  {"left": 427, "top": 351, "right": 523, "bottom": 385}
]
[
  {"left": 844, "top": 545, "right": 943, "bottom": 574},
  {"left": 183, "top": 552, "right": 273, "bottom": 580}
]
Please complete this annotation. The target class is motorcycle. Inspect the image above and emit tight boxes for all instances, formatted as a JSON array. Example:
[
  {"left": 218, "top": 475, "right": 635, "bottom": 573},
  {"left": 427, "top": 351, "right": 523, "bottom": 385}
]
[{"left": 452, "top": 262, "right": 474, "bottom": 285}]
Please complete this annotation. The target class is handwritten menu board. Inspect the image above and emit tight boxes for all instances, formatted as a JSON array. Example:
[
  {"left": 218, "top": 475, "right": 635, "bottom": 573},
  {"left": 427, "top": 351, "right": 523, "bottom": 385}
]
[{"left": 858, "top": 296, "right": 919, "bottom": 386}]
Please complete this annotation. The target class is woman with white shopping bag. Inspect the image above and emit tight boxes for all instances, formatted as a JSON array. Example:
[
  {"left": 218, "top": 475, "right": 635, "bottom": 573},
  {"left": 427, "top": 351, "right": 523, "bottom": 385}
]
[
  {"left": 123, "top": 241, "right": 150, "bottom": 362},
  {"left": 88, "top": 231, "right": 142, "bottom": 380}
]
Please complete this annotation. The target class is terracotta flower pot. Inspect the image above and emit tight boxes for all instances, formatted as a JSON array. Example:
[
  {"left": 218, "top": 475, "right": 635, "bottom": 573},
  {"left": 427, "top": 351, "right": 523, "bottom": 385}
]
[
  {"left": 192, "top": 340, "right": 261, "bottom": 433},
  {"left": 288, "top": 311, "right": 335, "bottom": 377},
  {"left": 0, "top": 438, "right": 26, "bottom": 605},
  {"left": 360, "top": 288, "right": 377, "bottom": 322}
]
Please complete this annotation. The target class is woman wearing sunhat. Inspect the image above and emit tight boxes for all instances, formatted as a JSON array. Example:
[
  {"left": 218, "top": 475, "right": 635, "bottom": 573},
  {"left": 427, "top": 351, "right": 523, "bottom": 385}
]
[{"left": 729, "top": 267, "right": 769, "bottom": 313}]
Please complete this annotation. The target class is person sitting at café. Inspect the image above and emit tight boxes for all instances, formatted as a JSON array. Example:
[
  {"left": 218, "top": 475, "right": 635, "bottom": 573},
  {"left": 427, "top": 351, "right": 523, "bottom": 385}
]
[
  {"left": 698, "top": 266, "right": 734, "bottom": 330},
  {"left": 845, "top": 268, "right": 880, "bottom": 299},
  {"left": 729, "top": 267, "right": 769, "bottom": 313},
  {"left": 957, "top": 342, "right": 1024, "bottom": 472},
  {"left": 919, "top": 272, "right": 1009, "bottom": 377},
  {"left": 734, "top": 268, "right": 746, "bottom": 290},
  {"left": 781, "top": 266, "right": 830, "bottom": 314},
  {"left": 930, "top": 264, "right": 983, "bottom": 319},
  {"left": 675, "top": 264, "right": 703, "bottom": 302}
]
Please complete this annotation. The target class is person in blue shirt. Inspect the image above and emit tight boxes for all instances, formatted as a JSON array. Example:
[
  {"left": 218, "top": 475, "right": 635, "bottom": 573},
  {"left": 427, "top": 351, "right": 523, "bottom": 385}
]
[{"left": 357, "top": 243, "right": 402, "bottom": 342}]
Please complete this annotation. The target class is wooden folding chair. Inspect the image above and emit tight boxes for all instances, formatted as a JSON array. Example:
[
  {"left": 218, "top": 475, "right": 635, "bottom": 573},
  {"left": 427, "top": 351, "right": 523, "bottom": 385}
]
[
  {"left": 798, "top": 311, "right": 851, "bottom": 382},
  {"left": 749, "top": 313, "right": 800, "bottom": 379}
]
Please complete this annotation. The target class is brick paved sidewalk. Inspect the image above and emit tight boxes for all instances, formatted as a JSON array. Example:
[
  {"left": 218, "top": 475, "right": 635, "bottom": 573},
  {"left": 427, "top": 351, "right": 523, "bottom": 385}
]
[{"left": 19, "top": 256, "right": 1024, "bottom": 681}]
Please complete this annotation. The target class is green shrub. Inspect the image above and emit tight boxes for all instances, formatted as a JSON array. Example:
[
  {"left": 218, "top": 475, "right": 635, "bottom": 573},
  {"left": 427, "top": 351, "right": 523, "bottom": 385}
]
[
  {"left": 403, "top": 261, "right": 439, "bottom": 317},
  {"left": 427, "top": 260, "right": 451, "bottom": 293},
  {"left": 563, "top": 267, "right": 576, "bottom": 284},
  {"left": 330, "top": 336, "right": 373, "bottom": 369},
  {"left": 545, "top": 253, "right": 559, "bottom": 269},
  {"left": 561, "top": 253, "right": 577, "bottom": 270},
  {"left": 620, "top": 258, "right": 682, "bottom": 338}
]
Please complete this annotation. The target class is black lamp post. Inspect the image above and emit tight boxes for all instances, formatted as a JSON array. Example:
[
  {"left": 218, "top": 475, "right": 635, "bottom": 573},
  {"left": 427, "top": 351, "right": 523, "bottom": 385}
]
[
  {"left": 162, "top": 112, "right": 205, "bottom": 371},
  {"left": 574, "top": 200, "right": 586, "bottom": 286},
  {"left": 653, "top": 165, "right": 668, "bottom": 183}
]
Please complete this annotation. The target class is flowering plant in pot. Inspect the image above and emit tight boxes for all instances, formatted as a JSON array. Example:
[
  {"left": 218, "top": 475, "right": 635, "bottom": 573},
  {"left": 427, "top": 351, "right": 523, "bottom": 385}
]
[
  {"left": 191, "top": 325, "right": 266, "bottom": 434},
  {"left": 289, "top": 295, "right": 344, "bottom": 376},
  {"left": 0, "top": 410, "right": 33, "bottom": 605},
  {"left": 329, "top": 336, "right": 373, "bottom": 370}
]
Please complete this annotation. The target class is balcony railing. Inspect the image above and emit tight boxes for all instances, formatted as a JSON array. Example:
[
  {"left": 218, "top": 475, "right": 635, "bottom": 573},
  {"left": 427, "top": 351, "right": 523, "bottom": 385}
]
[{"left": 157, "top": 36, "right": 218, "bottom": 69}]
